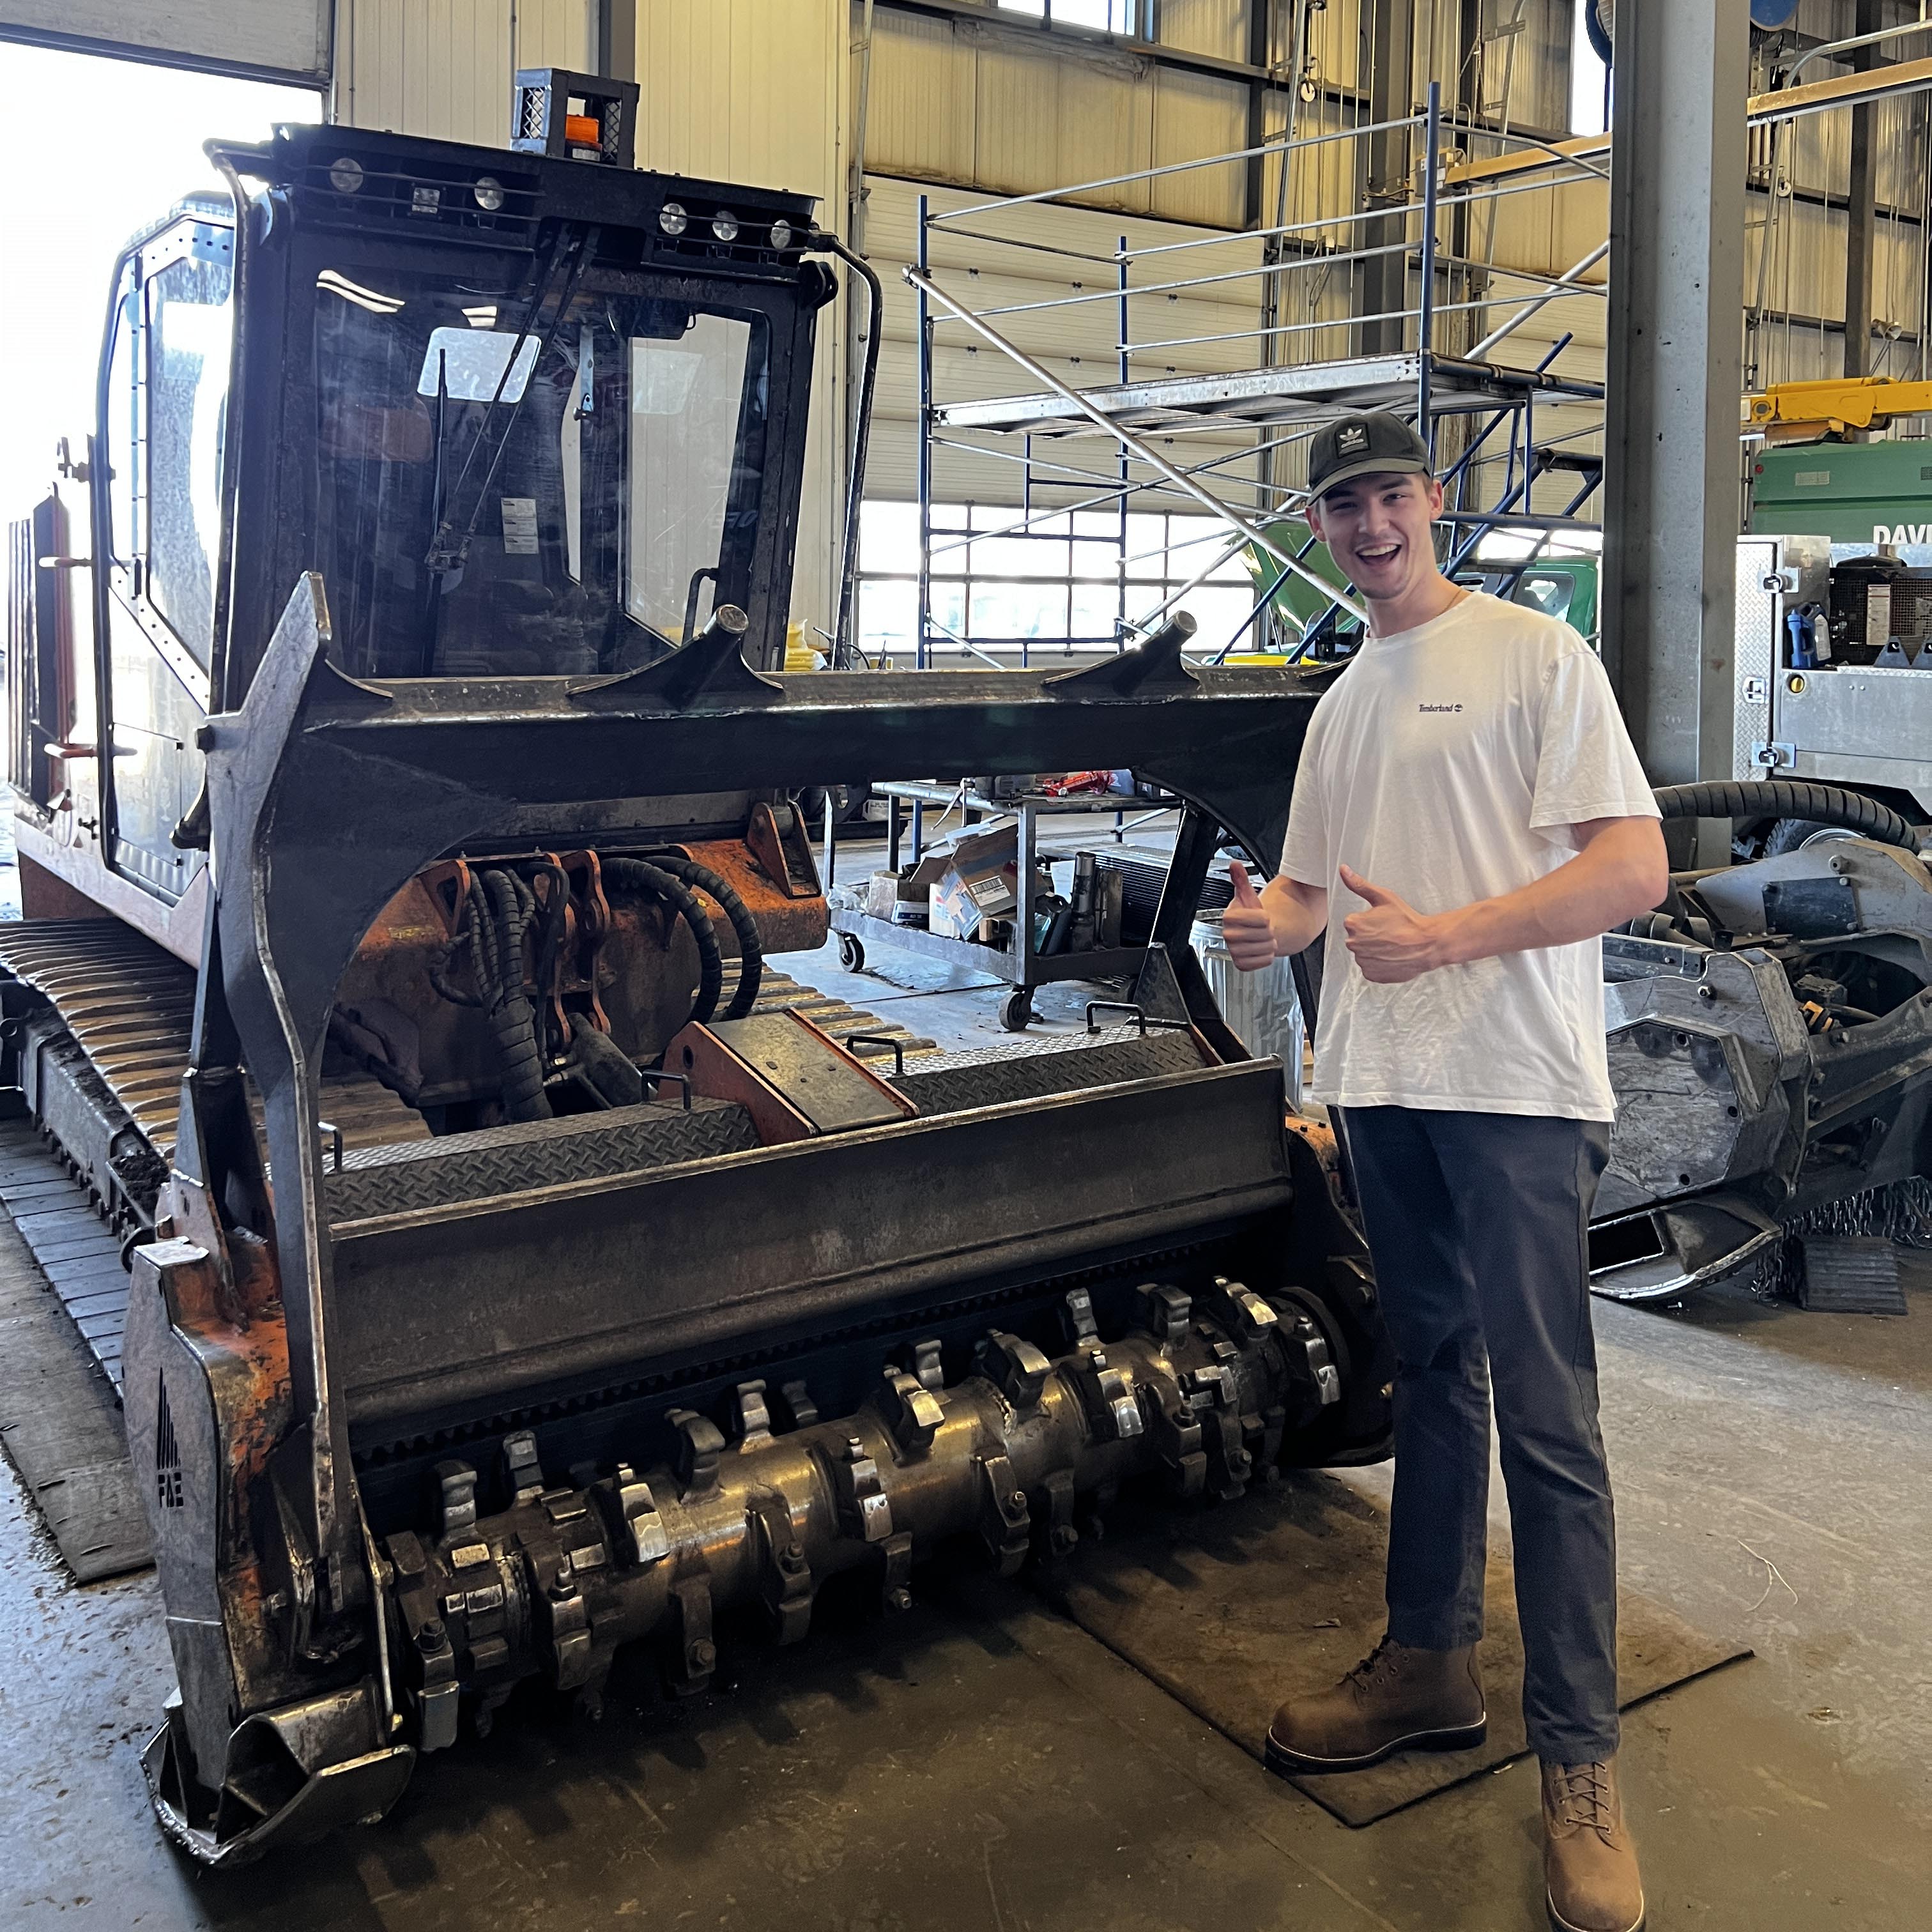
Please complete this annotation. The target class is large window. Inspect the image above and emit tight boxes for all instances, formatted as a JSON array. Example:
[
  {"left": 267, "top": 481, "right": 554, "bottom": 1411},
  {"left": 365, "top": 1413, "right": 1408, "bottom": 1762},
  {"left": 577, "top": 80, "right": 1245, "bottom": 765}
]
[
  {"left": 310, "top": 271, "right": 770, "bottom": 679},
  {"left": 857, "top": 502, "right": 1262, "bottom": 667},
  {"left": 995, "top": 1, "right": 1146, "bottom": 29}
]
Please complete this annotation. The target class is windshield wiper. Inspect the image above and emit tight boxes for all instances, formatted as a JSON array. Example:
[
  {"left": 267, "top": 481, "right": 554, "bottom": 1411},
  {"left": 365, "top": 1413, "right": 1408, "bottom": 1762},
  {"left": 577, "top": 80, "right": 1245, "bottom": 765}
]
[{"left": 422, "top": 222, "right": 597, "bottom": 574}]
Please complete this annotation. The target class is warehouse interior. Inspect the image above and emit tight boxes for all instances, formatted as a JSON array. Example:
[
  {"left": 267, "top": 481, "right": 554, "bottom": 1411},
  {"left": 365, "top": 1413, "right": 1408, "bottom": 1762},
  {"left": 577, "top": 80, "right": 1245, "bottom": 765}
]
[{"left": 2, "top": 3, "right": 1931, "bottom": 1929}]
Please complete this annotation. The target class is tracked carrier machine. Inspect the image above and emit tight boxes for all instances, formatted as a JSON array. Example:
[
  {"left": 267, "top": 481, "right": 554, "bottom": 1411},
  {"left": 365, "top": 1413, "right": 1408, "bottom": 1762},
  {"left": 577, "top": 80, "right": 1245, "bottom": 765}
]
[{"left": 2, "top": 89, "right": 1391, "bottom": 1863}]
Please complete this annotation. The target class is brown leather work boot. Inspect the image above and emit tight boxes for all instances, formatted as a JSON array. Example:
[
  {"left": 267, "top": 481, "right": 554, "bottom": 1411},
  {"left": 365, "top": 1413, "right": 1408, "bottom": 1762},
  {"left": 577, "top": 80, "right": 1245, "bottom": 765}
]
[
  {"left": 1263, "top": 1636, "right": 1486, "bottom": 1775},
  {"left": 1542, "top": 1758, "right": 1645, "bottom": 1932}
]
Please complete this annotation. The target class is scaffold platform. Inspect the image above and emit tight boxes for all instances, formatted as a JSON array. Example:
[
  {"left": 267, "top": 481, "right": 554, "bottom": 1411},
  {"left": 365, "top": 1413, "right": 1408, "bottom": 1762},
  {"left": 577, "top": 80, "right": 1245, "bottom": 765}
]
[{"left": 933, "top": 351, "right": 1604, "bottom": 440}]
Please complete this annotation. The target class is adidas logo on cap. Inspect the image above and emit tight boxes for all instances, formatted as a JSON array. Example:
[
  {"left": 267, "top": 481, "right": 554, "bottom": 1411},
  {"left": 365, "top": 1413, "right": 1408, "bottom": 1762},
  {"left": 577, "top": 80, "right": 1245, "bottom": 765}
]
[{"left": 1337, "top": 424, "right": 1369, "bottom": 453}]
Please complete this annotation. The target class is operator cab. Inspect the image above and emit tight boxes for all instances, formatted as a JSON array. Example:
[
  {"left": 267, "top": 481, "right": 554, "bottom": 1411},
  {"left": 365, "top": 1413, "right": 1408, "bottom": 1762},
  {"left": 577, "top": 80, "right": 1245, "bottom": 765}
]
[{"left": 50, "top": 100, "right": 832, "bottom": 908}]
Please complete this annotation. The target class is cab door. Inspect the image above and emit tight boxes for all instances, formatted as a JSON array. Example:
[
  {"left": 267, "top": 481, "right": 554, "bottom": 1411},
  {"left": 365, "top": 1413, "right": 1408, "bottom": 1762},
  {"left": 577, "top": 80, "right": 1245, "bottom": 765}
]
[{"left": 93, "top": 206, "right": 233, "bottom": 904}]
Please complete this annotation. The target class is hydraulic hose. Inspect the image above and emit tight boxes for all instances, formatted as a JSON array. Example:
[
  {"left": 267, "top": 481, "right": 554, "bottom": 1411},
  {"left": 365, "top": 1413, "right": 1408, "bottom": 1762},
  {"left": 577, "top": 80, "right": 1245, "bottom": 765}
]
[
  {"left": 480, "top": 868, "right": 552, "bottom": 1122},
  {"left": 647, "top": 855, "right": 764, "bottom": 1018},
  {"left": 1653, "top": 780, "right": 1920, "bottom": 853},
  {"left": 427, "top": 855, "right": 757, "bottom": 1105},
  {"left": 603, "top": 856, "right": 726, "bottom": 1027}
]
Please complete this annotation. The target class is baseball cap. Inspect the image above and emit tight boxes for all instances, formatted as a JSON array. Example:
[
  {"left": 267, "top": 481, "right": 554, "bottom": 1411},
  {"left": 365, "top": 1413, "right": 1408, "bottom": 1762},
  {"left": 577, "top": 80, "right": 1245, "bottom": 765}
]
[{"left": 1307, "top": 411, "right": 1433, "bottom": 500}]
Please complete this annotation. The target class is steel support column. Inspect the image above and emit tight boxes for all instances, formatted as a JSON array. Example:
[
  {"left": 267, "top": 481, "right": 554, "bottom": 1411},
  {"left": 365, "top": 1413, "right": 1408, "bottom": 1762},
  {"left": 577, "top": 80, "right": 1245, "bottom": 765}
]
[
  {"left": 1243, "top": 1, "right": 1273, "bottom": 232},
  {"left": 1843, "top": 0, "right": 1883, "bottom": 379},
  {"left": 1602, "top": 1, "right": 1751, "bottom": 833},
  {"left": 1358, "top": 0, "right": 1416, "bottom": 357}
]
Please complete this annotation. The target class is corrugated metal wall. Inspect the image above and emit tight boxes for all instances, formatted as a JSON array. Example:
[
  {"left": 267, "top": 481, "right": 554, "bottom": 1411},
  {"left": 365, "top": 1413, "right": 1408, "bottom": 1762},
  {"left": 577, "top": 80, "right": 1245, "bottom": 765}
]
[
  {"left": 632, "top": 1, "right": 847, "bottom": 634},
  {"left": 861, "top": 174, "right": 1268, "bottom": 505},
  {"left": 857, "top": 1, "right": 1603, "bottom": 513},
  {"left": 334, "top": 0, "right": 592, "bottom": 144}
]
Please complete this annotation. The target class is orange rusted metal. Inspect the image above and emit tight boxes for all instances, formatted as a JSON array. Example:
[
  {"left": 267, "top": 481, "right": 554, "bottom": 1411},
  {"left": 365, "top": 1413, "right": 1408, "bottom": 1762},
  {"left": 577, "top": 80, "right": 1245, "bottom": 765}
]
[
  {"left": 664, "top": 1018, "right": 816, "bottom": 1144},
  {"left": 680, "top": 838, "right": 827, "bottom": 954},
  {"left": 1283, "top": 1112, "right": 1353, "bottom": 1221},
  {"left": 332, "top": 833, "right": 830, "bottom": 1105},
  {"left": 744, "top": 801, "right": 822, "bottom": 901}
]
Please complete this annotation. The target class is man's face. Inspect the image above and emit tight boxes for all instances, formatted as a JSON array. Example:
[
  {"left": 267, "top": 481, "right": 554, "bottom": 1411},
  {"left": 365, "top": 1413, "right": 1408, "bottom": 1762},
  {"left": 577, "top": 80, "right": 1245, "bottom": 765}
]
[{"left": 1306, "top": 470, "right": 1445, "bottom": 604}]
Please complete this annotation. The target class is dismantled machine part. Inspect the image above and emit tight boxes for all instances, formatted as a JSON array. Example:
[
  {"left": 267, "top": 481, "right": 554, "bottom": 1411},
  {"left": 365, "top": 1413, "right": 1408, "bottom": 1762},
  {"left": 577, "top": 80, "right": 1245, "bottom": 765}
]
[{"left": 1592, "top": 779, "right": 1932, "bottom": 1301}]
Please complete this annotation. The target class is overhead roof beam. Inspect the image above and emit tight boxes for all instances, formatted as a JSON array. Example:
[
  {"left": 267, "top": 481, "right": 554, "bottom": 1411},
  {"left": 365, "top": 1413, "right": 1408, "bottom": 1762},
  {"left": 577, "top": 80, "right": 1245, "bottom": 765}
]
[{"left": 1445, "top": 52, "right": 1932, "bottom": 189}]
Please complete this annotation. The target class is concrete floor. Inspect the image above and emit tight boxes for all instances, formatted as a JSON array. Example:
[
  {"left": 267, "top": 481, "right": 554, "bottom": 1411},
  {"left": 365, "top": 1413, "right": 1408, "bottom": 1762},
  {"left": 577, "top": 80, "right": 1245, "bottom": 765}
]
[{"left": 4, "top": 843, "right": 1930, "bottom": 1929}]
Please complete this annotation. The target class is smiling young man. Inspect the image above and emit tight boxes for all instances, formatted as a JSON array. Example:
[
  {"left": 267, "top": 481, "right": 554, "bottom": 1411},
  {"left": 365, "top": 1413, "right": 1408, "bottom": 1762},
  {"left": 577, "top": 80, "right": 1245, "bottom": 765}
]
[{"left": 1223, "top": 412, "right": 1667, "bottom": 1932}]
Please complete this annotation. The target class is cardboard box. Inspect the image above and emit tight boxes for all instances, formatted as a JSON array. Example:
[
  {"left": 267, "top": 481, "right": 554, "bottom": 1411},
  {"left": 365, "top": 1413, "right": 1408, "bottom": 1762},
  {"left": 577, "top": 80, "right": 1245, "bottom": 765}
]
[
  {"left": 930, "top": 859, "right": 1052, "bottom": 942},
  {"left": 864, "top": 856, "right": 947, "bottom": 924},
  {"left": 928, "top": 873, "right": 986, "bottom": 940},
  {"left": 935, "top": 818, "right": 1021, "bottom": 917}
]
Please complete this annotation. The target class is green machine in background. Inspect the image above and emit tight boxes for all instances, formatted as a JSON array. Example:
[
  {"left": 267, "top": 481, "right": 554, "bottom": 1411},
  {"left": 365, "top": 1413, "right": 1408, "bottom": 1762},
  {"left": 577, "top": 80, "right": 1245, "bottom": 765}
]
[{"left": 1751, "top": 440, "right": 1932, "bottom": 546}]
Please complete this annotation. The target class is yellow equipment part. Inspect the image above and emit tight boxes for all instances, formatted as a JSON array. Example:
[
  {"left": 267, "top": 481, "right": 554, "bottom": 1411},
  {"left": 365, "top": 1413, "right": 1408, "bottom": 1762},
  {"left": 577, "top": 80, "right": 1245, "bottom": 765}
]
[{"left": 1744, "top": 376, "right": 1932, "bottom": 446}]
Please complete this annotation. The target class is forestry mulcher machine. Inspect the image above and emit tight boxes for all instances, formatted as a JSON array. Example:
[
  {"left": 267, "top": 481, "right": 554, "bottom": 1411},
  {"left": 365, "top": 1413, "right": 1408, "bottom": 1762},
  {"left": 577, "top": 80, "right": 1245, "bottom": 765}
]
[{"left": 0, "top": 84, "right": 1390, "bottom": 1864}]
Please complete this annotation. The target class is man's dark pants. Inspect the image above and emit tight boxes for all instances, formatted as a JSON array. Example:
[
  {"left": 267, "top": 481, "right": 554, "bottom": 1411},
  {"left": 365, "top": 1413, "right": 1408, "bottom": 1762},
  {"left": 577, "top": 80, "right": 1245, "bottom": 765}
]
[{"left": 1336, "top": 1105, "right": 1618, "bottom": 1765}]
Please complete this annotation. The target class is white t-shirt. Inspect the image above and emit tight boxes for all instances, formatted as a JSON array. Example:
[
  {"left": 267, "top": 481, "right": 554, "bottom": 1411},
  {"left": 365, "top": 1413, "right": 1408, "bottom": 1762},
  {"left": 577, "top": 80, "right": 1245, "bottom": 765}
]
[{"left": 1278, "top": 590, "right": 1658, "bottom": 1121}]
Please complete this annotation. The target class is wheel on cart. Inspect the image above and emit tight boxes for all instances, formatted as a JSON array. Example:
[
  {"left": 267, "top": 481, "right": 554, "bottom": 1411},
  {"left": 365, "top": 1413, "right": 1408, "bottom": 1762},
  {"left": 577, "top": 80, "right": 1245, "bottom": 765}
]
[
  {"left": 998, "top": 988, "right": 1034, "bottom": 1032},
  {"left": 836, "top": 931, "right": 866, "bottom": 972}
]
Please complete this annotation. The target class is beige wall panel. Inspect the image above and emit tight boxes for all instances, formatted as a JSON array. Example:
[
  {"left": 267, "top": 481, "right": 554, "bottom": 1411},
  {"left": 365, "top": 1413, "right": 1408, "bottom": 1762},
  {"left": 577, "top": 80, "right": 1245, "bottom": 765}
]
[
  {"left": 337, "top": 0, "right": 593, "bottom": 144},
  {"left": 518, "top": 0, "right": 592, "bottom": 70},
  {"left": 1160, "top": 0, "right": 1246, "bottom": 63},
  {"left": 1873, "top": 222, "right": 1925, "bottom": 345},
  {"left": 1475, "top": 182, "right": 1556, "bottom": 282},
  {"left": 862, "top": 175, "right": 1268, "bottom": 505},
  {"left": 1304, "top": 0, "right": 1361, "bottom": 95},
  {"left": 864, "top": 8, "right": 977, "bottom": 186},
  {"left": 632, "top": 1, "right": 847, "bottom": 632},
  {"left": 1149, "top": 69, "right": 1246, "bottom": 228},
  {"left": 1482, "top": 0, "right": 1569, "bottom": 135},
  {"left": 1547, "top": 177, "right": 1609, "bottom": 270},
  {"left": 972, "top": 40, "right": 1153, "bottom": 215},
  {"left": 0, "top": 0, "right": 332, "bottom": 80},
  {"left": 1262, "top": 98, "right": 1363, "bottom": 242}
]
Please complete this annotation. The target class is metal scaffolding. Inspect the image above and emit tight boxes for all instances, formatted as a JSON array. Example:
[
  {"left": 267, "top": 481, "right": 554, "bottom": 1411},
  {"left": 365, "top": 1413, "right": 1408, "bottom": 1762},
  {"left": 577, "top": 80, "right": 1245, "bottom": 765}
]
[{"left": 906, "top": 80, "right": 1611, "bottom": 670}]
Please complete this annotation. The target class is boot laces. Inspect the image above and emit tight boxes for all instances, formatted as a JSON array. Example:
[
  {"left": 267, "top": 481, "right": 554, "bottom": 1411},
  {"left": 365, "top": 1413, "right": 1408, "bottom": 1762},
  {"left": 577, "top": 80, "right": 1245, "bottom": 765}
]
[
  {"left": 1552, "top": 1762, "right": 1616, "bottom": 1837},
  {"left": 1344, "top": 1635, "right": 1400, "bottom": 1696}
]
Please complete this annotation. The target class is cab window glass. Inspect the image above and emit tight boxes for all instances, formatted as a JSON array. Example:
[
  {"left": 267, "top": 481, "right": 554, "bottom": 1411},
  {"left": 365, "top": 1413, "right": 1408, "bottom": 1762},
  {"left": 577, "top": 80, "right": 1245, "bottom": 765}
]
[
  {"left": 1514, "top": 571, "right": 1574, "bottom": 622},
  {"left": 144, "top": 252, "right": 234, "bottom": 668},
  {"left": 625, "top": 315, "right": 756, "bottom": 643},
  {"left": 309, "top": 266, "right": 770, "bottom": 678}
]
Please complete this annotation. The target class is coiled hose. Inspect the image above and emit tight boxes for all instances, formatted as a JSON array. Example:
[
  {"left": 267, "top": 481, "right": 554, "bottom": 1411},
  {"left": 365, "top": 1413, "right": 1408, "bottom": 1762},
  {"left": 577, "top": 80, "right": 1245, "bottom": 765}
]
[
  {"left": 1653, "top": 779, "right": 1920, "bottom": 853},
  {"left": 430, "top": 870, "right": 555, "bottom": 1121},
  {"left": 429, "top": 855, "right": 766, "bottom": 1115},
  {"left": 601, "top": 857, "right": 726, "bottom": 1027},
  {"left": 642, "top": 855, "right": 764, "bottom": 1018}
]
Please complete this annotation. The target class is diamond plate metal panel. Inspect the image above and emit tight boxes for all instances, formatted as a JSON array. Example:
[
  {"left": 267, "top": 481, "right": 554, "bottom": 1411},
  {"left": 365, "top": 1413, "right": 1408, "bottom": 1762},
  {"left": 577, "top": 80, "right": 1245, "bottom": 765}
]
[
  {"left": 326, "top": 1100, "right": 760, "bottom": 1223},
  {"left": 894, "top": 1030, "right": 1204, "bottom": 1116}
]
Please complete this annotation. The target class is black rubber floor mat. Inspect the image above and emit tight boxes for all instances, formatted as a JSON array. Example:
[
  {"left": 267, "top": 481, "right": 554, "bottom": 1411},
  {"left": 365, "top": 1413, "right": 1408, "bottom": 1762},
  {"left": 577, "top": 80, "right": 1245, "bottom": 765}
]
[
  {"left": 0, "top": 1169, "right": 150, "bottom": 1581},
  {"left": 1047, "top": 1469, "right": 1751, "bottom": 1827}
]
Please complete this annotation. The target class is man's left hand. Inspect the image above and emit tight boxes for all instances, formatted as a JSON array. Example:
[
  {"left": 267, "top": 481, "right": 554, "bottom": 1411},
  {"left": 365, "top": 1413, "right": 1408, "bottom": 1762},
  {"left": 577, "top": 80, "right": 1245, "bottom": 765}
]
[{"left": 1338, "top": 864, "right": 1451, "bottom": 983}]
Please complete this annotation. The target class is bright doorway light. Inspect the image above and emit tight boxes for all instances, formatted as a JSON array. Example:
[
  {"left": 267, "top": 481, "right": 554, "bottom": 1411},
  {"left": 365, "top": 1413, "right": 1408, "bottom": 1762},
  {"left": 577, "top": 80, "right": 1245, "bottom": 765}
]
[
  {"left": 0, "top": 43, "right": 320, "bottom": 519},
  {"left": 1571, "top": 0, "right": 1610, "bottom": 137}
]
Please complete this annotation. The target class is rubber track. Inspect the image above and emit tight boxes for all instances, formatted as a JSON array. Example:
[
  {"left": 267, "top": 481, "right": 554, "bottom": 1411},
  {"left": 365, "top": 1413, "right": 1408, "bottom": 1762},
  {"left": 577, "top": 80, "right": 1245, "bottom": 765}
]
[{"left": 1652, "top": 780, "right": 1920, "bottom": 852}]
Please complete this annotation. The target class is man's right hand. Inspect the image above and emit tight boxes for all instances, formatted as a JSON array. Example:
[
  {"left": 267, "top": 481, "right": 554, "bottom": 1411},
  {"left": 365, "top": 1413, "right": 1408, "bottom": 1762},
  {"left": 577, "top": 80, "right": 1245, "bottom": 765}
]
[{"left": 1223, "top": 861, "right": 1279, "bottom": 972}]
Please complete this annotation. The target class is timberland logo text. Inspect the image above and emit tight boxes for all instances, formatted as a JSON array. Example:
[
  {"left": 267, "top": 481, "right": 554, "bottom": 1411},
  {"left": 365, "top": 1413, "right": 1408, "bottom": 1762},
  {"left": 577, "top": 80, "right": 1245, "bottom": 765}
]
[{"left": 1418, "top": 702, "right": 1463, "bottom": 713}]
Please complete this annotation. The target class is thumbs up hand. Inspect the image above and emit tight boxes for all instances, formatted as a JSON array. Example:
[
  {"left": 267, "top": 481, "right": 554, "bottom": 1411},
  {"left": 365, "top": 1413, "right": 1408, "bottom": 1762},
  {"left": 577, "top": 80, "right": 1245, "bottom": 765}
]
[
  {"left": 1222, "top": 861, "right": 1279, "bottom": 971},
  {"left": 1338, "top": 864, "right": 1448, "bottom": 982}
]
